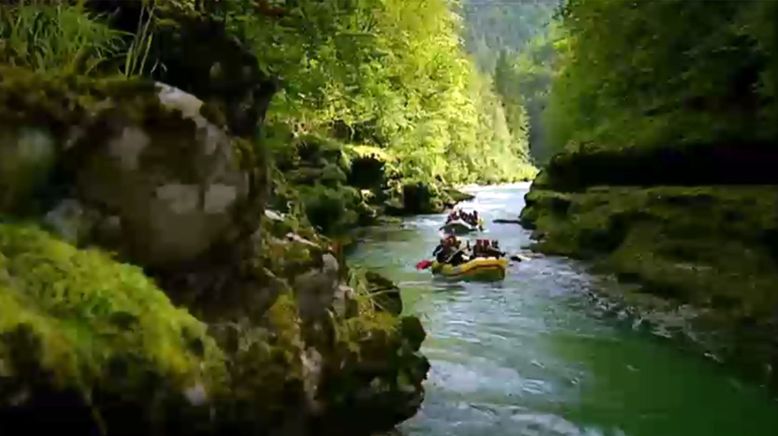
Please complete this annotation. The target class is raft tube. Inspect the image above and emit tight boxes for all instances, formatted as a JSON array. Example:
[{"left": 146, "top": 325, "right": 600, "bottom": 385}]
[
  {"left": 440, "top": 218, "right": 484, "bottom": 235},
  {"left": 431, "top": 257, "right": 508, "bottom": 282}
]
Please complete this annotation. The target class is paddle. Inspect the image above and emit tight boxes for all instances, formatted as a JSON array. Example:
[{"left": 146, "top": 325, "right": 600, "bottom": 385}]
[{"left": 415, "top": 259, "right": 433, "bottom": 270}]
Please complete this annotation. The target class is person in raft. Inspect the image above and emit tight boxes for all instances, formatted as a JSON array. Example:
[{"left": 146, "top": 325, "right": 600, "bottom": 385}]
[
  {"left": 473, "top": 239, "right": 505, "bottom": 258},
  {"left": 432, "top": 235, "right": 469, "bottom": 266},
  {"left": 455, "top": 210, "right": 478, "bottom": 226}
]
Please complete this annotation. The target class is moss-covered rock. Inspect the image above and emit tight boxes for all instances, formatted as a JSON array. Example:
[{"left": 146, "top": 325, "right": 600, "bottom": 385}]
[
  {"left": 0, "top": 217, "right": 428, "bottom": 435},
  {"left": 382, "top": 181, "right": 445, "bottom": 215},
  {"left": 0, "top": 67, "right": 264, "bottom": 269},
  {"left": 74, "top": 82, "right": 258, "bottom": 269},
  {"left": 0, "top": 222, "right": 225, "bottom": 434},
  {"left": 0, "top": 40, "right": 428, "bottom": 436},
  {"left": 443, "top": 187, "right": 475, "bottom": 205},
  {"left": 315, "top": 271, "right": 428, "bottom": 434},
  {"left": 208, "top": 293, "right": 311, "bottom": 434},
  {"left": 521, "top": 184, "right": 778, "bottom": 385},
  {"left": 269, "top": 133, "right": 379, "bottom": 235},
  {"left": 364, "top": 270, "right": 403, "bottom": 315}
]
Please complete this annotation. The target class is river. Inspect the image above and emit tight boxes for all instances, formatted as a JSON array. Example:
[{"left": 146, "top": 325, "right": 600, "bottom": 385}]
[{"left": 347, "top": 184, "right": 778, "bottom": 436}]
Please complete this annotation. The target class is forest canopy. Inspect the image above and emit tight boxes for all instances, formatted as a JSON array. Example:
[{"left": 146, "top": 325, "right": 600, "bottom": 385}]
[
  {"left": 460, "top": 0, "right": 559, "bottom": 163},
  {"left": 544, "top": 0, "right": 778, "bottom": 154},
  {"left": 222, "top": 0, "right": 536, "bottom": 185}
]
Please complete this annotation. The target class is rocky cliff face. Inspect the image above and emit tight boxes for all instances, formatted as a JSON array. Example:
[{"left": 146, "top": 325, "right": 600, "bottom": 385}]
[
  {"left": 521, "top": 142, "right": 778, "bottom": 388},
  {"left": 0, "top": 6, "right": 427, "bottom": 435}
]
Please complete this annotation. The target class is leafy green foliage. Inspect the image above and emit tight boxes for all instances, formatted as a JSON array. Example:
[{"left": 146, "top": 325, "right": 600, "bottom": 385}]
[
  {"left": 460, "top": 0, "right": 559, "bottom": 163},
  {"left": 0, "top": 2, "right": 125, "bottom": 75},
  {"left": 545, "top": 0, "right": 778, "bottom": 154},
  {"left": 220, "top": 0, "right": 534, "bottom": 185}
]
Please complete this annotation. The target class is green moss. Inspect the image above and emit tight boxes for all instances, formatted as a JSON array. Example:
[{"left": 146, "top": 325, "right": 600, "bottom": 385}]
[
  {"left": 523, "top": 186, "right": 778, "bottom": 320},
  {"left": 0, "top": 67, "right": 157, "bottom": 131},
  {"left": 314, "top": 268, "right": 428, "bottom": 432},
  {"left": 217, "top": 293, "right": 305, "bottom": 429},
  {"left": 296, "top": 183, "right": 362, "bottom": 235},
  {"left": 0, "top": 222, "right": 226, "bottom": 415}
]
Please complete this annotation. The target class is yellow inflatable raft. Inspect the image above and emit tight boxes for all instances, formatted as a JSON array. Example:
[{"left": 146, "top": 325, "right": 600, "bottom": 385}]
[{"left": 431, "top": 257, "right": 508, "bottom": 282}]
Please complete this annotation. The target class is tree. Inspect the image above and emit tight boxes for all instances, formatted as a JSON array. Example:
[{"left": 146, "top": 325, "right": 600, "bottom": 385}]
[{"left": 544, "top": 0, "right": 777, "bottom": 154}]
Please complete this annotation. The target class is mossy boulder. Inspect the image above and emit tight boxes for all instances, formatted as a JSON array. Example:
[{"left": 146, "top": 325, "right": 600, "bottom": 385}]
[
  {"left": 316, "top": 271, "right": 428, "bottom": 434},
  {"left": 383, "top": 181, "right": 446, "bottom": 215},
  {"left": 401, "top": 181, "right": 442, "bottom": 214},
  {"left": 0, "top": 219, "right": 429, "bottom": 435},
  {"left": 0, "top": 68, "right": 264, "bottom": 269},
  {"left": 296, "top": 184, "right": 362, "bottom": 234},
  {"left": 269, "top": 132, "right": 380, "bottom": 235},
  {"left": 208, "top": 293, "right": 313, "bottom": 434},
  {"left": 0, "top": 30, "right": 429, "bottom": 434},
  {"left": 443, "top": 187, "right": 475, "bottom": 205},
  {"left": 0, "top": 222, "right": 226, "bottom": 434},
  {"left": 175, "top": 211, "right": 429, "bottom": 433},
  {"left": 72, "top": 82, "right": 257, "bottom": 269}
]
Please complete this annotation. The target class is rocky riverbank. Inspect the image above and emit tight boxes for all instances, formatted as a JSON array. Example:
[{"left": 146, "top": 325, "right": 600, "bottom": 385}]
[
  {"left": 0, "top": 3, "right": 428, "bottom": 434},
  {"left": 520, "top": 142, "right": 778, "bottom": 389},
  {"left": 267, "top": 129, "right": 475, "bottom": 236}
]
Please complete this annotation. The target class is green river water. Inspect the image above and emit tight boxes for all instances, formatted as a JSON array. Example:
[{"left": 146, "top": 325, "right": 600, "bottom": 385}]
[{"left": 348, "top": 184, "right": 778, "bottom": 436}]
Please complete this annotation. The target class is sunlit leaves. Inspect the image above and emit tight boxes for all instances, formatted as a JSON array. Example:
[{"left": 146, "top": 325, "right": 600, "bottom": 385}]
[
  {"left": 544, "top": 0, "right": 777, "bottom": 153},
  {"left": 217, "top": 0, "right": 533, "bottom": 183}
]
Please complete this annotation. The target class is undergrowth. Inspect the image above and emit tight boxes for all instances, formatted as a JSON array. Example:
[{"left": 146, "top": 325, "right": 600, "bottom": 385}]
[{"left": 0, "top": 2, "right": 124, "bottom": 75}]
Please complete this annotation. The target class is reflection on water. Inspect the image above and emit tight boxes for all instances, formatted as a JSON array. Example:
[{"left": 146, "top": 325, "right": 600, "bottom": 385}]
[{"left": 348, "top": 185, "right": 778, "bottom": 436}]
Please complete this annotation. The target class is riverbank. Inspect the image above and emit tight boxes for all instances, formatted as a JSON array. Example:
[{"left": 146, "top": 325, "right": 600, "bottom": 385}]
[
  {"left": 267, "top": 129, "right": 490, "bottom": 236},
  {"left": 520, "top": 144, "right": 778, "bottom": 389}
]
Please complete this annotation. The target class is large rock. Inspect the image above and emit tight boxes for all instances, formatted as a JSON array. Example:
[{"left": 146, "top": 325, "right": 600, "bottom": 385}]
[
  {"left": 0, "top": 68, "right": 267, "bottom": 268},
  {"left": 0, "top": 29, "right": 429, "bottom": 433},
  {"left": 72, "top": 83, "right": 254, "bottom": 268}
]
